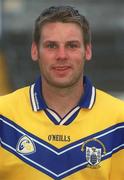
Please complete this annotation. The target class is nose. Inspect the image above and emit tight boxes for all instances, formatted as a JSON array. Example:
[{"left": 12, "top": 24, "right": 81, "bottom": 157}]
[{"left": 56, "top": 46, "right": 68, "bottom": 61}]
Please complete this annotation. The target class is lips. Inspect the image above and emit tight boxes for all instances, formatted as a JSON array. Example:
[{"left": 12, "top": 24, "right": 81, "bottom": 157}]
[
  {"left": 52, "top": 66, "right": 71, "bottom": 71},
  {"left": 51, "top": 66, "right": 72, "bottom": 77},
  {"left": 54, "top": 67, "right": 69, "bottom": 71}
]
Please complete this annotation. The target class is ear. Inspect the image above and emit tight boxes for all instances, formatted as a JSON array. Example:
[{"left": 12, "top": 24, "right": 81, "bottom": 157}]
[
  {"left": 31, "top": 42, "right": 38, "bottom": 61},
  {"left": 85, "top": 44, "right": 92, "bottom": 61}
]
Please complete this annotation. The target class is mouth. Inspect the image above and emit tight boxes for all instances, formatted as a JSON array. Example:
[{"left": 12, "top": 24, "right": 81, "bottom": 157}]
[
  {"left": 51, "top": 65, "right": 72, "bottom": 76},
  {"left": 52, "top": 66, "right": 71, "bottom": 71},
  {"left": 53, "top": 66, "right": 70, "bottom": 71}
]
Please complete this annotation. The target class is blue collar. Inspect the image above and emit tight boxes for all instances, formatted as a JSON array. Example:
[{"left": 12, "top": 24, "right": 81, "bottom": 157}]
[{"left": 30, "top": 76, "right": 96, "bottom": 111}]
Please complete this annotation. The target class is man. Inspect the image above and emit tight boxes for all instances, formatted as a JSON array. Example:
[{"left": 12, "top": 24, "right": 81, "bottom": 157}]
[{"left": 0, "top": 6, "right": 124, "bottom": 180}]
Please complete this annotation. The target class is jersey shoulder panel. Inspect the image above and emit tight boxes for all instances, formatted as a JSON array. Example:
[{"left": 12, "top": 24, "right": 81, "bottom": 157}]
[
  {"left": 96, "top": 89, "right": 124, "bottom": 119},
  {"left": 0, "top": 86, "right": 30, "bottom": 116}
]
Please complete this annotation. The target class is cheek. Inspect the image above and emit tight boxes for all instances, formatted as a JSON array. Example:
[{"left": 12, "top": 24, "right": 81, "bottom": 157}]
[
  {"left": 72, "top": 48, "right": 85, "bottom": 59},
  {"left": 73, "top": 53, "right": 85, "bottom": 65},
  {"left": 74, "top": 55, "right": 85, "bottom": 71},
  {"left": 38, "top": 54, "right": 51, "bottom": 73},
  {"left": 39, "top": 49, "right": 55, "bottom": 63},
  {"left": 38, "top": 51, "right": 48, "bottom": 65}
]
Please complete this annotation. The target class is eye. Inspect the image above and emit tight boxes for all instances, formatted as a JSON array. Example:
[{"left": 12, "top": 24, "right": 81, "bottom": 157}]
[
  {"left": 67, "top": 42, "right": 79, "bottom": 49},
  {"left": 46, "top": 42, "right": 58, "bottom": 49}
]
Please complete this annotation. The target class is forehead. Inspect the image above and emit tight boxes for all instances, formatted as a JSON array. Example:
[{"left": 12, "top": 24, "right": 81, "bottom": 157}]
[{"left": 40, "top": 22, "right": 83, "bottom": 42}]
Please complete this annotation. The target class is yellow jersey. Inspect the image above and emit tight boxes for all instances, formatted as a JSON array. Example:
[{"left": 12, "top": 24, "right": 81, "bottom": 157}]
[{"left": 0, "top": 76, "right": 124, "bottom": 180}]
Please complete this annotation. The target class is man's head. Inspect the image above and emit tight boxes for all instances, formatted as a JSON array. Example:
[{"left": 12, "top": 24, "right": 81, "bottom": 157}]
[
  {"left": 31, "top": 6, "right": 92, "bottom": 89},
  {"left": 33, "top": 6, "right": 91, "bottom": 48}
]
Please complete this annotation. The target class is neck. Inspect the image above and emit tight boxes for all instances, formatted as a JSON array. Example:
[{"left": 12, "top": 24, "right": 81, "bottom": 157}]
[{"left": 42, "top": 80, "right": 84, "bottom": 118}]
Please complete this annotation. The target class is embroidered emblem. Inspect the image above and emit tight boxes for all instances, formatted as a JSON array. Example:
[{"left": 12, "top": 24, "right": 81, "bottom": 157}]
[
  {"left": 81, "top": 138, "right": 106, "bottom": 168},
  {"left": 16, "top": 135, "right": 36, "bottom": 155}
]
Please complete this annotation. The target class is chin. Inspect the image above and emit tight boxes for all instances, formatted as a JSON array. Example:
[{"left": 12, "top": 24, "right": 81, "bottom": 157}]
[{"left": 50, "top": 79, "right": 77, "bottom": 88}]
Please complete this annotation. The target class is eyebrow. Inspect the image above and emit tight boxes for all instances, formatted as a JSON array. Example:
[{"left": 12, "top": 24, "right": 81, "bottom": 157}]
[
  {"left": 43, "top": 40, "right": 81, "bottom": 43},
  {"left": 66, "top": 40, "right": 81, "bottom": 43}
]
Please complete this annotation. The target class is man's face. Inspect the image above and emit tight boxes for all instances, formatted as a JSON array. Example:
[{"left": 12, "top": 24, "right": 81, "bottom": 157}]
[{"left": 32, "top": 22, "right": 92, "bottom": 88}]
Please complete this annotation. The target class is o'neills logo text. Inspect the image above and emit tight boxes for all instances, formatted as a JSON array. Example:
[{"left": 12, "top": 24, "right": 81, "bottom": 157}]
[{"left": 48, "top": 135, "right": 71, "bottom": 142}]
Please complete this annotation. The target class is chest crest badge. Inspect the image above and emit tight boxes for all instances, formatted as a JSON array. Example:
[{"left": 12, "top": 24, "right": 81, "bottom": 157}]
[
  {"left": 16, "top": 135, "right": 36, "bottom": 155},
  {"left": 81, "top": 138, "right": 106, "bottom": 168}
]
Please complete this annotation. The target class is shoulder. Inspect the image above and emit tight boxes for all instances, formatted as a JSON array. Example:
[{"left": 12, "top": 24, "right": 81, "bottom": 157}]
[
  {"left": 96, "top": 88, "right": 124, "bottom": 111},
  {"left": 0, "top": 86, "right": 30, "bottom": 114},
  {"left": 95, "top": 89, "right": 124, "bottom": 124}
]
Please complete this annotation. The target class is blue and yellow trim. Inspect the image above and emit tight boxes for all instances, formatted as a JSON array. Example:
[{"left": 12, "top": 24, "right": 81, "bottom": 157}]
[{"left": 1, "top": 115, "right": 124, "bottom": 179}]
